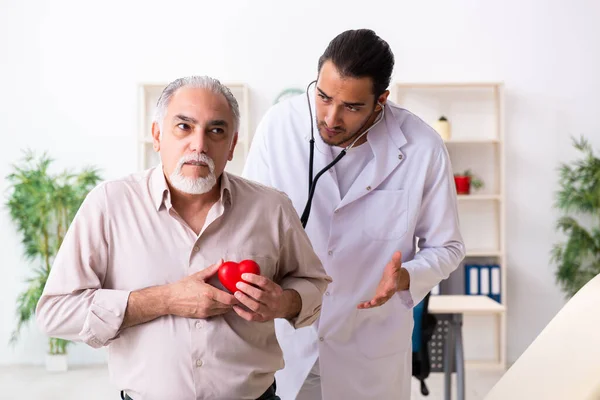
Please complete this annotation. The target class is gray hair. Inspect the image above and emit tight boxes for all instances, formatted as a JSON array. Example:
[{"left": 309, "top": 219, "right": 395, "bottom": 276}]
[{"left": 153, "top": 76, "right": 240, "bottom": 133}]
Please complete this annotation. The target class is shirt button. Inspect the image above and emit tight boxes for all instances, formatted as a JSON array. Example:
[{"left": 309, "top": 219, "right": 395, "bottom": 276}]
[
  {"left": 334, "top": 210, "right": 339, "bottom": 214},
  {"left": 325, "top": 292, "right": 330, "bottom": 296},
  {"left": 366, "top": 186, "right": 372, "bottom": 191},
  {"left": 398, "top": 154, "right": 403, "bottom": 160},
  {"left": 193, "top": 246, "right": 200, "bottom": 252},
  {"left": 328, "top": 250, "right": 333, "bottom": 256},
  {"left": 319, "top": 337, "right": 324, "bottom": 342},
  {"left": 196, "top": 359, "right": 203, "bottom": 367},
  {"left": 195, "top": 321, "right": 202, "bottom": 329}
]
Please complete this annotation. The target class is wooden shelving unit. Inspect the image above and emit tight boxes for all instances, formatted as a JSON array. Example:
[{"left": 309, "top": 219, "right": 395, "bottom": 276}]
[{"left": 393, "top": 82, "right": 507, "bottom": 369}]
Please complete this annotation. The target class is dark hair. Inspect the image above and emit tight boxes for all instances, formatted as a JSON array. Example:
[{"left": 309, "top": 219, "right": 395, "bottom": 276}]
[{"left": 317, "top": 29, "right": 394, "bottom": 97}]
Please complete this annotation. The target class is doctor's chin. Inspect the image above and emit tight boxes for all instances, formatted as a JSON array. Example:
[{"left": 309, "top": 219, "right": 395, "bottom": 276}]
[{"left": 2, "top": 3, "right": 599, "bottom": 400}]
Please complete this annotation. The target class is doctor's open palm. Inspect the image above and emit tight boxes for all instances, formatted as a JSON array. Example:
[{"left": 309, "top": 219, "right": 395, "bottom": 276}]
[{"left": 357, "top": 251, "right": 410, "bottom": 309}]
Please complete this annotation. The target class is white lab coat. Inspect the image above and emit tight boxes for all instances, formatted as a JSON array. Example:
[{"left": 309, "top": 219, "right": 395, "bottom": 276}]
[{"left": 242, "top": 92, "right": 465, "bottom": 400}]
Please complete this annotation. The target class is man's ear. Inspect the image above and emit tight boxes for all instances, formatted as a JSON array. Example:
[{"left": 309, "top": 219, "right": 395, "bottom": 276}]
[
  {"left": 376, "top": 90, "right": 391, "bottom": 110},
  {"left": 151, "top": 121, "right": 161, "bottom": 152},
  {"left": 227, "top": 132, "right": 239, "bottom": 161}
]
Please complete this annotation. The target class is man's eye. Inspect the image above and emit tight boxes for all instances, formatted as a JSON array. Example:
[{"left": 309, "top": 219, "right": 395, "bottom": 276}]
[
  {"left": 346, "top": 105, "right": 358, "bottom": 112},
  {"left": 319, "top": 94, "right": 331, "bottom": 103},
  {"left": 210, "top": 128, "right": 225, "bottom": 134},
  {"left": 177, "top": 123, "right": 191, "bottom": 130}
]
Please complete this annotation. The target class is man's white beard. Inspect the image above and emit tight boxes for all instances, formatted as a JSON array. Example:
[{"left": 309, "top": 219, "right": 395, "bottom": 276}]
[{"left": 169, "top": 153, "right": 217, "bottom": 195}]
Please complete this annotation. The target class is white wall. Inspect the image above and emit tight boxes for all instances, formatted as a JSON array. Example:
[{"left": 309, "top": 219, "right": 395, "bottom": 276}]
[{"left": 1, "top": 0, "right": 599, "bottom": 366}]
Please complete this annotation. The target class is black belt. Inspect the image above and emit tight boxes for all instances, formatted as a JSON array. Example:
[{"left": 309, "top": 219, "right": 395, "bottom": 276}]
[{"left": 120, "top": 381, "right": 277, "bottom": 400}]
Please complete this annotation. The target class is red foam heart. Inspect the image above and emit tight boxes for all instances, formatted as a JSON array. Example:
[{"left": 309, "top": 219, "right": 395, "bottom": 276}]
[{"left": 218, "top": 259, "right": 261, "bottom": 293}]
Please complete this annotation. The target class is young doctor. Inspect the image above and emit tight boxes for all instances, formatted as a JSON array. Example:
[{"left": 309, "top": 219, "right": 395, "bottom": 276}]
[{"left": 243, "top": 29, "right": 465, "bottom": 400}]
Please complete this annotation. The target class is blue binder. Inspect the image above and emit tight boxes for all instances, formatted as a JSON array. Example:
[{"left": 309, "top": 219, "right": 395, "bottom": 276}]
[
  {"left": 465, "top": 264, "right": 480, "bottom": 295},
  {"left": 464, "top": 264, "right": 502, "bottom": 303},
  {"left": 489, "top": 264, "right": 501, "bottom": 303}
]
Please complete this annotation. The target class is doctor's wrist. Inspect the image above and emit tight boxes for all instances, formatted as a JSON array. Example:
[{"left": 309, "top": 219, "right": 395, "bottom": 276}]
[{"left": 397, "top": 268, "right": 410, "bottom": 292}]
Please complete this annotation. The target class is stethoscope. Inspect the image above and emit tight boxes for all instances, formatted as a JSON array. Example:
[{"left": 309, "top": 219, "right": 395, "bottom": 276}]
[{"left": 300, "top": 80, "right": 385, "bottom": 228}]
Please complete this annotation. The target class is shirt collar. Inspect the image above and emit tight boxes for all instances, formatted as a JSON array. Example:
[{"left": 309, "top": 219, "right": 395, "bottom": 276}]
[
  {"left": 219, "top": 171, "right": 233, "bottom": 207},
  {"left": 150, "top": 165, "right": 170, "bottom": 211}
]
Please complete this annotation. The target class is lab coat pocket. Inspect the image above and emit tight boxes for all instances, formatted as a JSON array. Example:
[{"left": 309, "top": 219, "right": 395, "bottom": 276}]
[
  {"left": 363, "top": 189, "right": 408, "bottom": 241},
  {"left": 353, "top": 295, "right": 413, "bottom": 359}
]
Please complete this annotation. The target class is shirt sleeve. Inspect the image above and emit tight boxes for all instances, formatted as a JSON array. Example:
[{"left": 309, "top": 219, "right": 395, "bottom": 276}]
[
  {"left": 35, "top": 183, "right": 131, "bottom": 348},
  {"left": 276, "top": 196, "right": 332, "bottom": 328},
  {"left": 401, "top": 145, "right": 466, "bottom": 308}
]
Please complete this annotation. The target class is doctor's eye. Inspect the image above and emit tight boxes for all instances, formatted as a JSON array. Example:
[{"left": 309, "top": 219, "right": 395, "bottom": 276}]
[
  {"left": 346, "top": 105, "right": 359, "bottom": 112},
  {"left": 318, "top": 94, "right": 331, "bottom": 103},
  {"left": 177, "top": 123, "right": 191, "bottom": 131}
]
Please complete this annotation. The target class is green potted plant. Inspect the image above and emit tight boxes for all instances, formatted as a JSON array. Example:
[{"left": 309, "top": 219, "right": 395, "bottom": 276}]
[
  {"left": 551, "top": 136, "right": 600, "bottom": 298},
  {"left": 454, "top": 169, "right": 484, "bottom": 195},
  {"left": 5, "top": 150, "right": 101, "bottom": 371}
]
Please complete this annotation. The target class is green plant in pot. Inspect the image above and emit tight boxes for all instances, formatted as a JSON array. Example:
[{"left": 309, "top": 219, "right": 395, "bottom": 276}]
[
  {"left": 551, "top": 136, "right": 600, "bottom": 298},
  {"left": 5, "top": 150, "right": 101, "bottom": 371},
  {"left": 454, "top": 169, "right": 484, "bottom": 195}
]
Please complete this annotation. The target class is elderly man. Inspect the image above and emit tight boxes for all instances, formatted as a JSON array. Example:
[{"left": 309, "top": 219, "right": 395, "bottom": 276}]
[{"left": 36, "top": 76, "right": 331, "bottom": 400}]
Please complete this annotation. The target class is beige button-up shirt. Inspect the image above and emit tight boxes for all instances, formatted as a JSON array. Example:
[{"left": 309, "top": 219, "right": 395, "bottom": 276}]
[{"left": 36, "top": 166, "right": 331, "bottom": 400}]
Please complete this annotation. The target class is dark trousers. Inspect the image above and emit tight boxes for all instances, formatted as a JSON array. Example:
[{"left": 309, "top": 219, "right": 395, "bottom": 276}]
[{"left": 120, "top": 381, "right": 279, "bottom": 400}]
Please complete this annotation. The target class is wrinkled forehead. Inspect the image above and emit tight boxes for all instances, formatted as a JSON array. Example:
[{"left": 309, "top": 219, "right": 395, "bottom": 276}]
[{"left": 167, "top": 87, "right": 234, "bottom": 125}]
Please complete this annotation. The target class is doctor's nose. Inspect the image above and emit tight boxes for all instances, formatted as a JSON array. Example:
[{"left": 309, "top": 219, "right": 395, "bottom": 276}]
[{"left": 325, "top": 107, "right": 342, "bottom": 128}]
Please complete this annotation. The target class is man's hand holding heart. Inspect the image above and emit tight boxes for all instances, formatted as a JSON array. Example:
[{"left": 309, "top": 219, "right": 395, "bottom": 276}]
[{"left": 218, "top": 259, "right": 302, "bottom": 323}]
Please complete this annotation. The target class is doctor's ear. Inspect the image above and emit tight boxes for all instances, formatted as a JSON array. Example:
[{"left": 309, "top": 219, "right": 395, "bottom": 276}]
[{"left": 375, "top": 90, "right": 390, "bottom": 111}]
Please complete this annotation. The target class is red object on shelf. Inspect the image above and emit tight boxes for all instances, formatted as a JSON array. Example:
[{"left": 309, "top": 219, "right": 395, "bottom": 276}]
[{"left": 454, "top": 176, "right": 471, "bottom": 195}]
